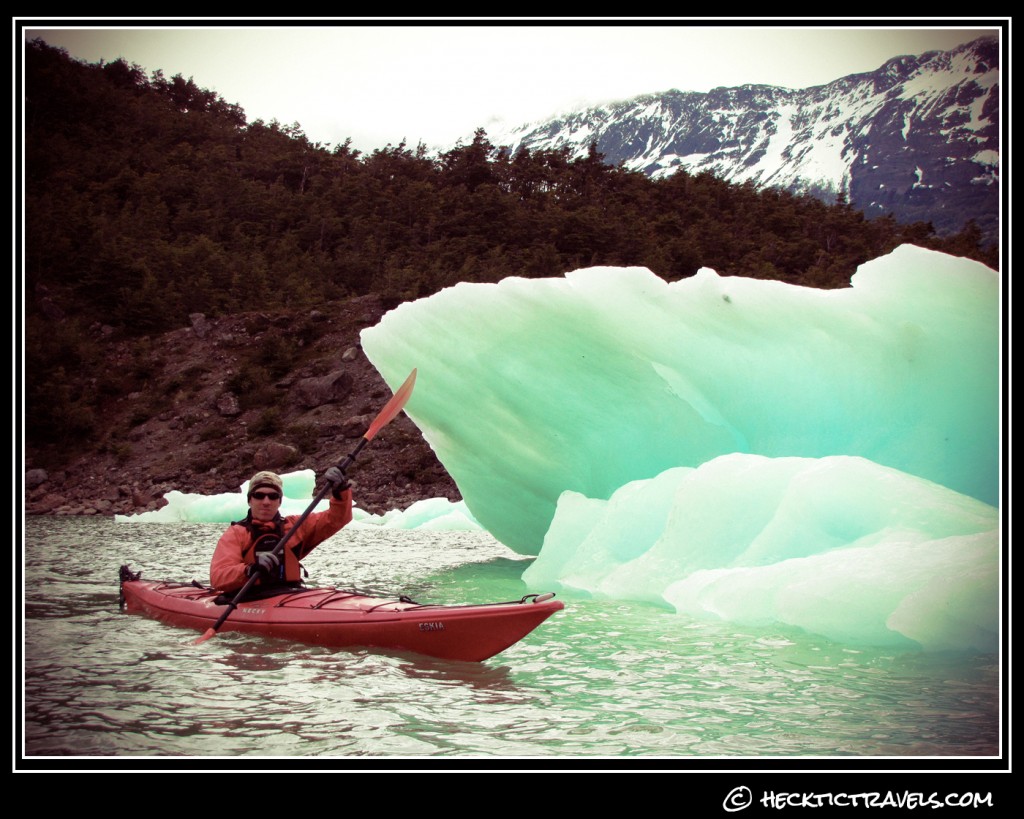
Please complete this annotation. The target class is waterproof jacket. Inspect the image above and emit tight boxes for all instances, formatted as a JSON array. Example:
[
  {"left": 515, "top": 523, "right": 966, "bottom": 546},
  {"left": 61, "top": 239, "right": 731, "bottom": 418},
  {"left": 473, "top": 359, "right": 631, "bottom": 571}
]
[{"left": 209, "top": 488, "right": 352, "bottom": 593}]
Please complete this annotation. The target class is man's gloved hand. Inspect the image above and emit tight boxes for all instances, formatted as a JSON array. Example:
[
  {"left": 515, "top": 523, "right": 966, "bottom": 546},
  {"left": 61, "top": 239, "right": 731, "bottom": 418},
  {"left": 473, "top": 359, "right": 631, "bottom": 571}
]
[
  {"left": 246, "top": 551, "right": 281, "bottom": 579},
  {"left": 323, "top": 466, "right": 350, "bottom": 497}
]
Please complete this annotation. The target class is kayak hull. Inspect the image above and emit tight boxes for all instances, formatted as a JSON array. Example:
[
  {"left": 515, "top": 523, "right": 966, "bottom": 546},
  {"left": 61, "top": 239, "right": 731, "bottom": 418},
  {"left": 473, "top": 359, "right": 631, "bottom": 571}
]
[{"left": 119, "top": 574, "right": 563, "bottom": 662}]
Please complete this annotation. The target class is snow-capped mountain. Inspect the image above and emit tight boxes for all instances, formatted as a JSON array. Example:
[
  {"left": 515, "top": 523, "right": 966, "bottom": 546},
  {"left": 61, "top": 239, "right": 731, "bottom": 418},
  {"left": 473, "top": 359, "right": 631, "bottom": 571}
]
[{"left": 488, "top": 36, "right": 999, "bottom": 244}]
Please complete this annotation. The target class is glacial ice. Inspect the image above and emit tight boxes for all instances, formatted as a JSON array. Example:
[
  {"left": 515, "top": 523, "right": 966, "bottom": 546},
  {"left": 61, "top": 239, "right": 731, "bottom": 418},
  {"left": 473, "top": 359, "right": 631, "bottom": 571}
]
[
  {"left": 115, "top": 469, "right": 481, "bottom": 530},
  {"left": 523, "top": 454, "right": 998, "bottom": 652},
  {"left": 360, "top": 244, "right": 1001, "bottom": 650}
]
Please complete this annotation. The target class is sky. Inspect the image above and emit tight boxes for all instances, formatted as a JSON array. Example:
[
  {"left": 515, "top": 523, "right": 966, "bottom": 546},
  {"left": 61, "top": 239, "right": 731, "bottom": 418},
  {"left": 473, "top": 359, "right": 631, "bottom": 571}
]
[{"left": 22, "top": 20, "right": 1001, "bottom": 155}]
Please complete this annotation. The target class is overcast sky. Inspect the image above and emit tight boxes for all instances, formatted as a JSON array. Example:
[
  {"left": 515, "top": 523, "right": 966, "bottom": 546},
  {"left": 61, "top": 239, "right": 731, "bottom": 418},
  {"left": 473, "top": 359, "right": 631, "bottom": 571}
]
[{"left": 24, "top": 20, "right": 1001, "bottom": 154}]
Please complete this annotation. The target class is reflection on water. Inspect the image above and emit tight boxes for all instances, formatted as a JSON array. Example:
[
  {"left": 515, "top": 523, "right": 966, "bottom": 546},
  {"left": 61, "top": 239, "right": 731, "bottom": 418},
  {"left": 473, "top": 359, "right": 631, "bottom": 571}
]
[{"left": 20, "top": 517, "right": 1000, "bottom": 763}]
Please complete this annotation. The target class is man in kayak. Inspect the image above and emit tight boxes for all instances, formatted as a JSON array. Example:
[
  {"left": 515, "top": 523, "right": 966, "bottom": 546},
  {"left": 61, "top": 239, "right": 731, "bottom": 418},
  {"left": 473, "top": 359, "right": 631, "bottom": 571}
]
[{"left": 210, "top": 468, "right": 352, "bottom": 593}]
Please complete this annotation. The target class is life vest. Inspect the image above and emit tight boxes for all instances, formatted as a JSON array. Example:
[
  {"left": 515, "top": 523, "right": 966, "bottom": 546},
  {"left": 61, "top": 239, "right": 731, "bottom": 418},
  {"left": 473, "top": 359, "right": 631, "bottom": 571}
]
[{"left": 232, "top": 512, "right": 305, "bottom": 586}]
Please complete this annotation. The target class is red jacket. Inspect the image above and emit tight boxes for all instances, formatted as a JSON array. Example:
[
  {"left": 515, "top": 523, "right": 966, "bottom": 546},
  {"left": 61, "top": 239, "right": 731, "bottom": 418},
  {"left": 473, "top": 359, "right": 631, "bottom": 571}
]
[{"left": 209, "top": 488, "right": 353, "bottom": 593}]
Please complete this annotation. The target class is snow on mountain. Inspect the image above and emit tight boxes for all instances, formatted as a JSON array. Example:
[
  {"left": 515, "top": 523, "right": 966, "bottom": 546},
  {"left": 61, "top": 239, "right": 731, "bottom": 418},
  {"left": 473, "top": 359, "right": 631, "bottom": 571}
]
[{"left": 485, "top": 37, "right": 999, "bottom": 243}]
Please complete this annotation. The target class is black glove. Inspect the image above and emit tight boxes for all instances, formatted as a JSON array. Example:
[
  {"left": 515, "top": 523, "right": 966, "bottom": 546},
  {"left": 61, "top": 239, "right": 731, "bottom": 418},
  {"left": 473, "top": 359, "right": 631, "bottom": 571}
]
[
  {"left": 323, "top": 465, "right": 350, "bottom": 497},
  {"left": 246, "top": 551, "right": 281, "bottom": 580}
]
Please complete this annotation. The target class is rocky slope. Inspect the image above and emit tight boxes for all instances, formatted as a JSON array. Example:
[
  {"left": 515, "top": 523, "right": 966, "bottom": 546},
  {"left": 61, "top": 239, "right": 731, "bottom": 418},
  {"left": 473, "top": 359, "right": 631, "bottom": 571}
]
[{"left": 23, "top": 295, "right": 461, "bottom": 518}]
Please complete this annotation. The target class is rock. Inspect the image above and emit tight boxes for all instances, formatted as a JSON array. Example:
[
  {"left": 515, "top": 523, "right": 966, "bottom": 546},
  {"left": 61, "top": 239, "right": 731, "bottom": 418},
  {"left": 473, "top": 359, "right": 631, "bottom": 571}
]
[
  {"left": 293, "top": 370, "right": 354, "bottom": 410},
  {"left": 342, "top": 346, "right": 359, "bottom": 362},
  {"left": 25, "top": 468, "right": 48, "bottom": 489},
  {"left": 190, "top": 313, "right": 211, "bottom": 339},
  {"left": 216, "top": 392, "right": 242, "bottom": 417},
  {"left": 253, "top": 442, "right": 299, "bottom": 469},
  {"left": 342, "top": 414, "right": 374, "bottom": 438},
  {"left": 27, "top": 493, "right": 66, "bottom": 514}
]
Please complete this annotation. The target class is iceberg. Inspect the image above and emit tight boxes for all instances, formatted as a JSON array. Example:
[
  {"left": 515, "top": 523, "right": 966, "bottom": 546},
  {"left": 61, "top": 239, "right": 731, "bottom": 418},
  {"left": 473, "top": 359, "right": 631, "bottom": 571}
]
[
  {"left": 523, "top": 454, "right": 998, "bottom": 652},
  {"left": 360, "top": 245, "right": 1001, "bottom": 650},
  {"left": 360, "top": 497, "right": 482, "bottom": 531},
  {"left": 115, "top": 470, "right": 324, "bottom": 522},
  {"left": 361, "top": 245, "right": 999, "bottom": 555},
  {"left": 116, "top": 469, "right": 481, "bottom": 531}
]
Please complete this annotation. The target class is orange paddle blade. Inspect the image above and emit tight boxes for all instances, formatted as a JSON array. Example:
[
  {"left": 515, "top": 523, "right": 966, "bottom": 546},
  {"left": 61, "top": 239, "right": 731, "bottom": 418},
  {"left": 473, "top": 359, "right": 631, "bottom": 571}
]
[{"left": 365, "top": 368, "right": 417, "bottom": 441}]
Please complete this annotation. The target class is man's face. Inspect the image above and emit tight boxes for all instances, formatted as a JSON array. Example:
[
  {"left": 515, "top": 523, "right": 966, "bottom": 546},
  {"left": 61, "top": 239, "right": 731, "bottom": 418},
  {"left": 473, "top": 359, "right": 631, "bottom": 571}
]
[{"left": 248, "top": 488, "right": 282, "bottom": 522}]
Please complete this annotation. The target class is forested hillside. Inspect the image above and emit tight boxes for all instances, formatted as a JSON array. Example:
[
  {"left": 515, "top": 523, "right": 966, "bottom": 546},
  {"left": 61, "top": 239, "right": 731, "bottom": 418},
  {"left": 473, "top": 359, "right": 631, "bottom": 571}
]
[{"left": 23, "top": 38, "right": 997, "bottom": 464}]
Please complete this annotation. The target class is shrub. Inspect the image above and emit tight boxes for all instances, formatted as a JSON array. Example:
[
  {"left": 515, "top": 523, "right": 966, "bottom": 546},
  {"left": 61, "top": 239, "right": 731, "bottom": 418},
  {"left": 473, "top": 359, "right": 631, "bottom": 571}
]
[
  {"left": 227, "top": 364, "right": 276, "bottom": 409},
  {"left": 198, "top": 422, "right": 228, "bottom": 442},
  {"left": 286, "top": 422, "right": 318, "bottom": 452},
  {"left": 250, "top": 408, "right": 282, "bottom": 436}
]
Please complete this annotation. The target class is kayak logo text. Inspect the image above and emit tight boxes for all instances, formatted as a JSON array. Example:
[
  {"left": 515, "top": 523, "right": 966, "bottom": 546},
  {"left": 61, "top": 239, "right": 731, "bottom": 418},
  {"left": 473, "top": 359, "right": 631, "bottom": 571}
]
[{"left": 419, "top": 621, "right": 446, "bottom": 632}]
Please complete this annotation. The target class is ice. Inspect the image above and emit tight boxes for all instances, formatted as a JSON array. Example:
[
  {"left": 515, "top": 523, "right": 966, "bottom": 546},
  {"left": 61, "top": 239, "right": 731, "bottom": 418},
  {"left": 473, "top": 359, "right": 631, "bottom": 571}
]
[
  {"left": 523, "top": 454, "right": 998, "bottom": 651},
  {"left": 359, "top": 245, "right": 1000, "bottom": 650},
  {"left": 115, "top": 469, "right": 480, "bottom": 531},
  {"left": 361, "top": 245, "right": 998, "bottom": 554}
]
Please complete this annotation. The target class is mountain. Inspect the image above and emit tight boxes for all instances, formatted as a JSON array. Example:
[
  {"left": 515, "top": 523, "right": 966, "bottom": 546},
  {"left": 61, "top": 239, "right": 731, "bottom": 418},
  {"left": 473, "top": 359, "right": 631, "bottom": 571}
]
[{"left": 487, "top": 36, "right": 999, "bottom": 245}]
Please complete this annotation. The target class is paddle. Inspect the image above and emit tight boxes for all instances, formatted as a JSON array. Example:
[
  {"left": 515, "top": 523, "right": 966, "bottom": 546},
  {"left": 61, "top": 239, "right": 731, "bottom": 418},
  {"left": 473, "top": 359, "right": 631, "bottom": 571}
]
[{"left": 192, "top": 367, "right": 417, "bottom": 645}]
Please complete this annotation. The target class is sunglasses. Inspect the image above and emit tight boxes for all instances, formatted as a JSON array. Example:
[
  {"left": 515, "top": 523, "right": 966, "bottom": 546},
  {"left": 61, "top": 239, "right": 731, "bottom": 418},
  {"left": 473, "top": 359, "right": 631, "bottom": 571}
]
[{"left": 250, "top": 491, "right": 281, "bottom": 501}]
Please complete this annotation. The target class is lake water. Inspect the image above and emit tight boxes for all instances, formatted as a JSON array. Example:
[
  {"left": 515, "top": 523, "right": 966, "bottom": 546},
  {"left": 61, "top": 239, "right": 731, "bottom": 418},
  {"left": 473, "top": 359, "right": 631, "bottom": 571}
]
[{"left": 19, "top": 516, "right": 1002, "bottom": 772}]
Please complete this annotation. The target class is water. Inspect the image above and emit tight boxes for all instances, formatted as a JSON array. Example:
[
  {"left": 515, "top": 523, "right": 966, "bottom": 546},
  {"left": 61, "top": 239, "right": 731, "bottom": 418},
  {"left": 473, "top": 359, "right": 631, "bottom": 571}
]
[{"left": 20, "top": 516, "right": 1000, "bottom": 765}]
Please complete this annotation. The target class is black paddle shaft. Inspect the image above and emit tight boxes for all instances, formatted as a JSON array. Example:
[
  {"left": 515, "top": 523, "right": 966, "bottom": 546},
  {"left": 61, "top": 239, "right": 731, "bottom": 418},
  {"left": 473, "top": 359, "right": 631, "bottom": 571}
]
[
  {"left": 206, "top": 444, "right": 365, "bottom": 633},
  {"left": 194, "top": 369, "right": 415, "bottom": 644}
]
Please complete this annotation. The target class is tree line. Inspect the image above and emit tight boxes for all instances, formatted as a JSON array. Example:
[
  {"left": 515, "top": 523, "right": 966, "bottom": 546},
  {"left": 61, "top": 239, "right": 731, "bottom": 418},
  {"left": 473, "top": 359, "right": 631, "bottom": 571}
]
[{"left": 23, "top": 38, "right": 997, "bottom": 450}]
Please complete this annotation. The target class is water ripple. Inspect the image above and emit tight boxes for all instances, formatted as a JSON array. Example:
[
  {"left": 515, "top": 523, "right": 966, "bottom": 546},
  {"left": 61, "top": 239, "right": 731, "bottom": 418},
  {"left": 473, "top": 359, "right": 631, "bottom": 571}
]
[{"left": 20, "top": 517, "right": 999, "bottom": 761}]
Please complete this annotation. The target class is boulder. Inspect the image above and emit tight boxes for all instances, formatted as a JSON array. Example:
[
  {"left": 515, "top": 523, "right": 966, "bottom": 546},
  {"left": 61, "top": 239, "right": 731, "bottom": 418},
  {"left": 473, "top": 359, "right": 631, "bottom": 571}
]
[
  {"left": 216, "top": 392, "right": 242, "bottom": 417},
  {"left": 190, "top": 313, "right": 211, "bottom": 339},
  {"left": 293, "top": 370, "right": 353, "bottom": 409},
  {"left": 342, "top": 414, "right": 374, "bottom": 438},
  {"left": 28, "top": 493, "right": 65, "bottom": 514},
  {"left": 253, "top": 442, "right": 298, "bottom": 469}
]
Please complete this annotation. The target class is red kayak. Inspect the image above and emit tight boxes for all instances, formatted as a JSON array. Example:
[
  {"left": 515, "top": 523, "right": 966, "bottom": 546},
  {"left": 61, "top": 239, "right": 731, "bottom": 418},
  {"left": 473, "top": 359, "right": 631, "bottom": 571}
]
[{"left": 118, "top": 566, "right": 564, "bottom": 662}]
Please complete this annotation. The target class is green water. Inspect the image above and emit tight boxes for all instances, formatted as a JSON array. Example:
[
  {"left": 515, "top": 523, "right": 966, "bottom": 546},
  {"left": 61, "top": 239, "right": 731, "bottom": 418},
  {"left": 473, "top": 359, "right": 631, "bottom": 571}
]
[{"left": 20, "top": 517, "right": 1000, "bottom": 766}]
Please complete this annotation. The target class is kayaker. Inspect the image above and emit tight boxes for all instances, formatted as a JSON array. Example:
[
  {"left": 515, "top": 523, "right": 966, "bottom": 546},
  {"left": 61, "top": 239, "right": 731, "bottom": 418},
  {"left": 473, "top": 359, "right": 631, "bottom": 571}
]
[{"left": 210, "top": 468, "right": 352, "bottom": 593}]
